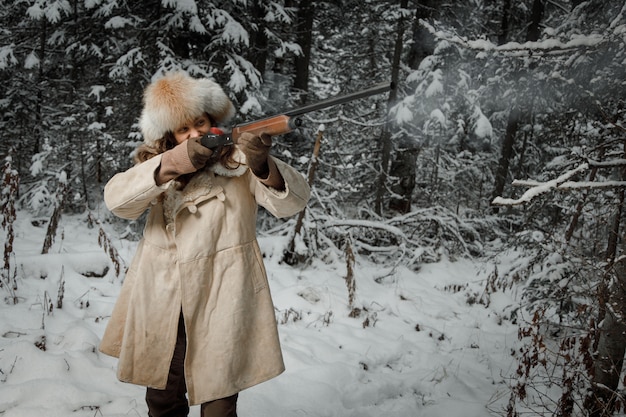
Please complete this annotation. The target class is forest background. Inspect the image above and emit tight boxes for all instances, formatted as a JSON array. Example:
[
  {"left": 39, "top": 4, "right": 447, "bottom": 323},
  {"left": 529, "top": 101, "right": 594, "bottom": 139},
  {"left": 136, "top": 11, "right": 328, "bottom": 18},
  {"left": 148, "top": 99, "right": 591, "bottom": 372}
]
[{"left": 1, "top": 0, "right": 626, "bottom": 416}]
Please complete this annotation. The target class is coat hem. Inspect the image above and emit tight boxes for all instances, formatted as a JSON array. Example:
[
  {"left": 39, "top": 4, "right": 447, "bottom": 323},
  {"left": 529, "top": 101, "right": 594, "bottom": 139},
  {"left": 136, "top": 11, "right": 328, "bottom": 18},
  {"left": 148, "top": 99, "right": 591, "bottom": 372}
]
[{"left": 188, "top": 367, "right": 286, "bottom": 406}]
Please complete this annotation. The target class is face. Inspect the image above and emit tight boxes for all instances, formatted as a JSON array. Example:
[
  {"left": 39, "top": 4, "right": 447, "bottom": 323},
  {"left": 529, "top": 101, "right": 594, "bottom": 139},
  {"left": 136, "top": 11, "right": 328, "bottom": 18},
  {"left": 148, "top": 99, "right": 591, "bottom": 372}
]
[{"left": 172, "top": 113, "right": 212, "bottom": 144}]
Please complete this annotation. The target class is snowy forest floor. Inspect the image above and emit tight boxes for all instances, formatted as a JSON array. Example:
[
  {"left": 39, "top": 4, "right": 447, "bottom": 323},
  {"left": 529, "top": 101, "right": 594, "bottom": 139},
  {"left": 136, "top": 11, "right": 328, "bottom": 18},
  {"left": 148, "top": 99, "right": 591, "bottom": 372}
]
[{"left": 0, "top": 212, "right": 521, "bottom": 417}]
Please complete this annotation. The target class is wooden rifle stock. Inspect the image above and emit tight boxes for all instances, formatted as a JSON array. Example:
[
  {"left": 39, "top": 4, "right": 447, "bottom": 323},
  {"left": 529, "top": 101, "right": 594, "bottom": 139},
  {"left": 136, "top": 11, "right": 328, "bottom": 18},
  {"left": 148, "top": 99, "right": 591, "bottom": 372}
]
[
  {"left": 231, "top": 114, "right": 303, "bottom": 141},
  {"left": 200, "top": 81, "right": 392, "bottom": 150}
]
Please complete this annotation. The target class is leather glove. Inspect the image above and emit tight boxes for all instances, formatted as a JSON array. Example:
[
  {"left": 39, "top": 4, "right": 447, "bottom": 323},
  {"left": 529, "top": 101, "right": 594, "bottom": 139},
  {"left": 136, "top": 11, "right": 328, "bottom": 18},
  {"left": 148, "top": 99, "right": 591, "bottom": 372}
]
[
  {"left": 186, "top": 136, "right": 214, "bottom": 169},
  {"left": 238, "top": 132, "right": 272, "bottom": 178},
  {"left": 155, "top": 137, "right": 213, "bottom": 185}
]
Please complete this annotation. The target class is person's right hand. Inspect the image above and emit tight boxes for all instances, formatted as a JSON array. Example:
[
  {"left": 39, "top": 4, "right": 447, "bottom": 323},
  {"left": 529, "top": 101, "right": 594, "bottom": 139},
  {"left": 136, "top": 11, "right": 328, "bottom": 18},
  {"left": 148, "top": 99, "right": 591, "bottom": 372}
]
[
  {"left": 155, "top": 138, "right": 213, "bottom": 185},
  {"left": 186, "top": 136, "right": 214, "bottom": 169}
]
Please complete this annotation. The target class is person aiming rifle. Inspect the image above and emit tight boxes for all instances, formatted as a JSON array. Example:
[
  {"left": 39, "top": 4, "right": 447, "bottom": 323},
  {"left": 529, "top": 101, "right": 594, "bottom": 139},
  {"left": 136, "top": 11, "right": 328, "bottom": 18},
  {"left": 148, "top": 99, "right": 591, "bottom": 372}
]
[{"left": 99, "top": 70, "right": 389, "bottom": 417}]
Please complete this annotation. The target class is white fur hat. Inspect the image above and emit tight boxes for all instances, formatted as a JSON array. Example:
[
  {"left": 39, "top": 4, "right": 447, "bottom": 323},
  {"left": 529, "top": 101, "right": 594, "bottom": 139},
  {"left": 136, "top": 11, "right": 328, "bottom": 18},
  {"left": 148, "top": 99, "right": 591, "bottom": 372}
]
[{"left": 139, "top": 71, "right": 236, "bottom": 145}]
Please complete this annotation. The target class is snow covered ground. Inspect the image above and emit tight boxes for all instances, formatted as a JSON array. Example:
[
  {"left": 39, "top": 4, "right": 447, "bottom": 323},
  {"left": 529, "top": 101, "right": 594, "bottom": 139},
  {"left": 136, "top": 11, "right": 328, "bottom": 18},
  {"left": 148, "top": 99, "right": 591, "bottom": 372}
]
[{"left": 0, "top": 212, "right": 520, "bottom": 417}]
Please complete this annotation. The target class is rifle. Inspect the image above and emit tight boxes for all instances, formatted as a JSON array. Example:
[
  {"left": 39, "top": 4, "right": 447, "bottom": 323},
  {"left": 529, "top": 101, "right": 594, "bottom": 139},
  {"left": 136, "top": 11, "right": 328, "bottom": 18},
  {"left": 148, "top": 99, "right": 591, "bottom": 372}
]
[{"left": 200, "top": 82, "right": 392, "bottom": 150}]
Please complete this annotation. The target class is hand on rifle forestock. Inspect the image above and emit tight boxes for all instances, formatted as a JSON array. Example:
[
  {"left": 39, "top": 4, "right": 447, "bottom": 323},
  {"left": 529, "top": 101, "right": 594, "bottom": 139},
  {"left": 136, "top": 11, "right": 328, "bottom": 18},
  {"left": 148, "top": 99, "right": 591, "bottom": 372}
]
[{"left": 238, "top": 132, "right": 273, "bottom": 178}]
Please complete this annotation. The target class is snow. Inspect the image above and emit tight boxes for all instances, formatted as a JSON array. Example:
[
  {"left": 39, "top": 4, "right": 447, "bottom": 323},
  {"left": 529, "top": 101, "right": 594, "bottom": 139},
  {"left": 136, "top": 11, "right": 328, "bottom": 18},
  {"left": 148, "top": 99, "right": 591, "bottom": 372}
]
[
  {"left": 239, "top": 96, "right": 262, "bottom": 116},
  {"left": 472, "top": 107, "right": 493, "bottom": 139},
  {"left": 0, "top": 45, "right": 18, "bottom": 70},
  {"left": 0, "top": 212, "right": 520, "bottom": 416},
  {"left": 27, "top": 1, "right": 71, "bottom": 24},
  {"left": 163, "top": 0, "right": 198, "bottom": 14},
  {"left": 492, "top": 163, "right": 589, "bottom": 206},
  {"left": 24, "top": 52, "right": 40, "bottom": 70},
  {"left": 421, "top": 19, "right": 606, "bottom": 55},
  {"left": 88, "top": 85, "right": 106, "bottom": 103},
  {"left": 214, "top": 10, "right": 249, "bottom": 46},
  {"left": 429, "top": 109, "right": 446, "bottom": 126},
  {"left": 104, "top": 17, "right": 134, "bottom": 30},
  {"left": 391, "top": 97, "right": 415, "bottom": 125},
  {"left": 425, "top": 69, "right": 444, "bottom": 98}
]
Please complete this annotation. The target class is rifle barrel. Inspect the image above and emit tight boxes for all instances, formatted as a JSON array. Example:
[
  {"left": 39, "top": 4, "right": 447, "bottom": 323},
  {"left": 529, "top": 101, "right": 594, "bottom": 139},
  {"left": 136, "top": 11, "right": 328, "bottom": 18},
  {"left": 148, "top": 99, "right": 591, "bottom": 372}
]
[{"left": 284, "top": 82, "right": 393, "bottom": 117}]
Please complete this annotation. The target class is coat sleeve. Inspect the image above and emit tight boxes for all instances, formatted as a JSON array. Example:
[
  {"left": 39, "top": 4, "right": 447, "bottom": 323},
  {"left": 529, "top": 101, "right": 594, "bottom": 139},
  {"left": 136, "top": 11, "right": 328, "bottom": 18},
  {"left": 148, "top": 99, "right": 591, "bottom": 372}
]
[
  {"left": 252, "top": 157, "right": 311, "bottom": 218},
  {"left": 104, "top": 156, "right": 171, "bottom": 220}
]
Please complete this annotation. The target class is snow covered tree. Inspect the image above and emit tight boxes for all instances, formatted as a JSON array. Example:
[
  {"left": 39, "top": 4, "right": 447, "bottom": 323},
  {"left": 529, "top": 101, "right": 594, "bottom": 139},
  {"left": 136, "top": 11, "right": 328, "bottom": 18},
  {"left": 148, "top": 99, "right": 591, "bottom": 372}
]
[
  {"left": 487, "top": 1, "right": 626, "bottom": 414},
  {"left": 300, "top": 0, "right": 403, "bottom": 215},
  {"left": 2, "top": 6, "right": 626, "bottom": 415},
  {"left": 292, "top": 0, "right": 315, "bottom": 98},
  {"left": 0, "top": 0, "right": 305, "bottom": 214}
]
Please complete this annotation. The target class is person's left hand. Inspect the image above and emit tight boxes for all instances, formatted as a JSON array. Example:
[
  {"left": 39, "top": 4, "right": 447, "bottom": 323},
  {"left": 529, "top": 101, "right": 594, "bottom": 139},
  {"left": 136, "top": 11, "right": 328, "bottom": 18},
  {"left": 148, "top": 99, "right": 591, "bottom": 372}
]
[{"left": 238, "top": 132, "right": 272, "bottom": 178}]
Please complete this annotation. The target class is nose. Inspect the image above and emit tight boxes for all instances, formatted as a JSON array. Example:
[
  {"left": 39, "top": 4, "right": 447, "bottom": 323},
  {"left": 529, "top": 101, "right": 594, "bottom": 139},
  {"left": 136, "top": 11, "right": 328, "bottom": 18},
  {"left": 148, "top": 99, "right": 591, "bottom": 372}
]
[{"left": 189, "top": 127, "right": 203, "bottom": 138}]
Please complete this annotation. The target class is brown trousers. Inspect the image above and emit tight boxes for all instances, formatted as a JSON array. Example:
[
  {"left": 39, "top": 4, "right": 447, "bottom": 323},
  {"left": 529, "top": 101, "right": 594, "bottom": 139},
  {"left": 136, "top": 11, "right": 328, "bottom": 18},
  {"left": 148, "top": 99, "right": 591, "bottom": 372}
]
[{"left": 146, "top": 315, "right": 238, "bottom": 417}]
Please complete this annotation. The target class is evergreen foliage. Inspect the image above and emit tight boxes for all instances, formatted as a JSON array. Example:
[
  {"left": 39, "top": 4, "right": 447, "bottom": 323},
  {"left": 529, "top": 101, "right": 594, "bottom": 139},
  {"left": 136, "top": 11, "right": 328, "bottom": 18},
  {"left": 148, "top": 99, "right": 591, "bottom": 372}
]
[{"left": 1, "top": 0, "right": 626, "bottom": 415}]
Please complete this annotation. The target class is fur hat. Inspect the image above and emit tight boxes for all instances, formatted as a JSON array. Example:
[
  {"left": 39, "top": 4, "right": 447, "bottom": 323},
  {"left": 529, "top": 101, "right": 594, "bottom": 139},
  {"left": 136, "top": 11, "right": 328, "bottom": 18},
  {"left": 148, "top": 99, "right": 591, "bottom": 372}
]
[{"left": 139, "top": 71, "right": 236, "bottom": 145}]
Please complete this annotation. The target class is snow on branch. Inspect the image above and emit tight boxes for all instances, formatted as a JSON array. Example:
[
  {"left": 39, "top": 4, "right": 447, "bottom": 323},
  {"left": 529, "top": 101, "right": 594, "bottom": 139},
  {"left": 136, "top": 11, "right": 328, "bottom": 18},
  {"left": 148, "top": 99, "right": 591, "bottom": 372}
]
[
  {"left": 323, "top": 218, "right": 407, "bottom": 239},
  {"left": 587, "top": 158, "right": 626, "bottom": 168},
  {"left": 314, "top": 205, "right": 487, "bottom": 264},
  {"left": 419, "top": 20, "right": 605, "bottom": 57},
  {"left": 492, "top": 162, "right": 626, "bottom": 207}
]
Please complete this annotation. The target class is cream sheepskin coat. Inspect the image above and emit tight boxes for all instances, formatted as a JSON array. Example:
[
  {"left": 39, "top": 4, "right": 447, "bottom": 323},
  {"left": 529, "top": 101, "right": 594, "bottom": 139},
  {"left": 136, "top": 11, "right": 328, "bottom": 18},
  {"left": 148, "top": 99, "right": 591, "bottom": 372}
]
[{"left": 99, "top": 153, "right": 310, "bottom": 405}]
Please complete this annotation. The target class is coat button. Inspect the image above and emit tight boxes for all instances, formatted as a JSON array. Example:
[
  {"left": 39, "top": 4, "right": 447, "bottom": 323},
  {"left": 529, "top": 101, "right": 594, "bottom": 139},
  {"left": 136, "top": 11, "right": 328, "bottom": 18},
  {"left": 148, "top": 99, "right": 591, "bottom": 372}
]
[{"left": 188, "top": 205, "right": 198, "bottom": 214}]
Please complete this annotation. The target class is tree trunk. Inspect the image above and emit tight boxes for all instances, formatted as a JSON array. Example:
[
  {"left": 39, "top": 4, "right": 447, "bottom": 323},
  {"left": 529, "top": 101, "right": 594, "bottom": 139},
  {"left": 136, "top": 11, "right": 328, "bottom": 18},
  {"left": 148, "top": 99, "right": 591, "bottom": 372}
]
[
  {"left": 293, "top": 0, "right": 315, "bottom": 101},
  {"left": 588, "top": 255, "right": 626, "bottom": 417},
  {"left": 389, "top": 147, "right": 420, "bottom": 213},
  {"left": 385, "top": 0, "right": 436, "bottom": 213},
  {"left": 283, "top": 128, "right": 324, "bottom": 265},
  {"left": 527, "top": 0, "right": 544, "bottom": 43},
  {"left": 34, "top": 17, "right": 47, "bottom": 155},
  {"left": 374, "top": 0, "right": 408, "bottom": 215},
  {"left": 249, "top": 0, "right": 268, "bottom": 75},
  {"left": 491, "top": 0, "right": 544, "bottom": 212},
  {"left": 490, "top": 0, "right": 515, "bottom": 210},
  {"left": 498, "top": 0, "right": 512, "bottom": 45},
  {"left": 171, "top": 35, "right": 190, "bottom": 59},
  {"left": 406, "top": 0, "right": 436, "bottom": 70},
  {"left": 491, "top": 107, "right": 520, "bottom": 213},
  {"left": 78, "top": 133, "right": 90, "bottom": 210},
  {"left": 564, "top": 159, "right": 600, "bottom": 242},
  {"left": 587, "top": 141, "right": 626, "bottom": 416}
]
